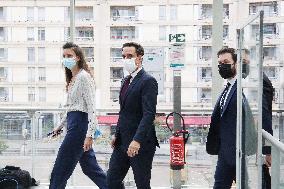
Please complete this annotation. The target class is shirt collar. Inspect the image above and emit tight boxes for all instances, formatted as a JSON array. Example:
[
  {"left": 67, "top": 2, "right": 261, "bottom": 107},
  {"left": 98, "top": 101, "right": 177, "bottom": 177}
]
[
  {"left": 227, "top": 75, "right": 237, "bottom": 86},
  {"left": 130, "top": 67, "right": 142, "bottom": 79}
]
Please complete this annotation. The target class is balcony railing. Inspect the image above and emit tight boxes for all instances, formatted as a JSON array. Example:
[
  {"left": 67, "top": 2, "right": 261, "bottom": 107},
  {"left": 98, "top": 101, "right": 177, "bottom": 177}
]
[{"left": 111, "top": 15, "right": 136, "bottom": 21}]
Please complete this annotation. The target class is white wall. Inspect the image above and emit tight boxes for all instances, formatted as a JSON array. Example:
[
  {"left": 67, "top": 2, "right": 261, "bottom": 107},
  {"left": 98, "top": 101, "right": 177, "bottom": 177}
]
[
  {"left": 13, "top": 87, "right": 27, "bottom": 102},
  {"left": 177, "top": 5, "right": 192, "bottom": 20},
  {"left": 137, "top": 6, "right": 158, "bottom": 21},
  {"left": 10, "top": 7, "right": 26, "bottom": 22},
  {"left": 46, "top": 27, "right": 62, "bottom": 42},
  {"left": 8, "top": 48, "right": 26, "bottom": 63},
  {"left": 11, "top": 27, "right": 26, "bottom": 41},
  {"left": 45, "top": 7, "right": 65, "bottom": 22},
  {"left": 138, "top": 26, "right": 159, "bottom": 42}
]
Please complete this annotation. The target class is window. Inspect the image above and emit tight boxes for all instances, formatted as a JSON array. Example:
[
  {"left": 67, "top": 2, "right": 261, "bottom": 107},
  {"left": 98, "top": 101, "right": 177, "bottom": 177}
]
[
  {"left": 159, "top": 26, "right": 166, "bottom": 41},
  {"left": 76, "top": 7, "right": 94, "bottom": 21},
  {"left": 201, "top": 4, "right": 212, "bottom": 19},
  {"left": 76, "top": 27, "right": 94, "bottom": 40},
  {"left": 199, "top": 88, "right": 211, "bottom": 102},
  {"left": 110, "top": 27, "right": 135, "bottom": 40},
  {"left": 223, "top": 25, "right": 229, "bottom": 39},
  {"left": 39, "top": 87, "right": 46, "bottom": 102},
  {"left": 0, "top": 48, "right": 7, "bottom": 61},
  {"left": 159, "top": 5, "right": 166, "bottom": 20},
  {"left": 200, "top": 46, "right": 212, "bottom": 61},
  {"left": 28, "top": 67, "right": 35, "bottom": 82},
  {"left": 38, "top": 67, "right": 46, "bottom": 81},
  {"left": 202, "top": 25, "right": 212, "bottom": 40},
  {"left": 110, "top": 89, "right": 120, "bottom": 102},
  {"left": 110, "top": 68, "right": 124, "bottom": 79},
  {"left": 111, "top": 6, "right": 135, "bottom": 21},
  {"left": 82, "top": 47, "right": 94, "bottom": 62},
  {"left": 0, "top": 87, "right": 8, "bottom": 102},
  {"left": 38, "top": 7, "right": 45, "bottom": 21},
  {"left": 223, "top": 4, "right": 229, "bottom": 19},
  {"left": 249, "top": 2, "right": 278, "bottom": 16},
  {"left": 200, "top": 67, "right": 212, "bottom": 81},
  {"left": 110, "top": 48, "right": 122, "bottom": 62},
  {"left": 27, "top": 27, "right": 34, "bottom": 41},
  {"left": 28, "top": 47, "right": 35, "bottom": 62},
  {"left": 0, "top": 27, "right": 4, "bottom": 41},
  {"left": 0, "top": 7, "right": 3, "bottom": 20},
  {"left": 263, "top": 46, "right": 277, "bottom": 60},
  {"left": 264, "top": 66, "right": 277, "bottom": 79},
  {"left": 38, "top": 27, "right": 45, "bottom": 41},
  {"left": 28, "top": 87, "right": 35, "bottom": 102},
  {"left": 264, "top": 23, "right": 277, "bottom": 35},
  {"left": 27, "top": 7, "right": 34, "bottom": 21},
  {"left": 170, "top": 5, "right": 177, "bottom": 20},
  {"left": 38, "top": 47, "right": 45, "bottom": 62}
]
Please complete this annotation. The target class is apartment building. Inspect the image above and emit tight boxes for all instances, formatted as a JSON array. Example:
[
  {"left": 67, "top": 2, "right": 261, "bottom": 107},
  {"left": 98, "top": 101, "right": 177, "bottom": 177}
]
[{"left": 0, "top": 1, "right": 284, "bottom": 138}]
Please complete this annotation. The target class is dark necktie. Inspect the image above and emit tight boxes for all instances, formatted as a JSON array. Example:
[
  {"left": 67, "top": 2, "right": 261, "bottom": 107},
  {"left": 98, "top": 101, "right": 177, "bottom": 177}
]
[
  {"left": 220, "top": 82, "right": 231, "bottom": 112},
  {"left": 120, "top": 75, "right": 132, "bottom": 100}
]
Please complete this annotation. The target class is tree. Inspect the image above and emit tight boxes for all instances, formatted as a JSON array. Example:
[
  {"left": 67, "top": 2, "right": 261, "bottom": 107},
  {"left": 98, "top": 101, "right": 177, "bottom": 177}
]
[{"left": 154, "top": 117, "right": 172, "bottom": 142}]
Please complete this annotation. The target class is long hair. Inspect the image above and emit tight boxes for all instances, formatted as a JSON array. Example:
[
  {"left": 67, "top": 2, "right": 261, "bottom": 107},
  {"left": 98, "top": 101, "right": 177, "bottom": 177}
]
[{"left": 62, "top": 42, "right": 93, "bottom": 91}]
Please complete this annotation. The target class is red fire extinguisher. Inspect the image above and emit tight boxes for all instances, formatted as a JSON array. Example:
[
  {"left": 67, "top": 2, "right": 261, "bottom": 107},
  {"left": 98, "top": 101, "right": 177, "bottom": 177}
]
[{"left": 166, "top": 112, "right": 190, "bottom": 170}]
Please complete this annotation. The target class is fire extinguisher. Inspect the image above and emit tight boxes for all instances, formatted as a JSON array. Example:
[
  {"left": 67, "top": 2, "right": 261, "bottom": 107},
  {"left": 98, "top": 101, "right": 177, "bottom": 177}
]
[{"left": 166, "top": 112, "right": 190, "bottom": 170}]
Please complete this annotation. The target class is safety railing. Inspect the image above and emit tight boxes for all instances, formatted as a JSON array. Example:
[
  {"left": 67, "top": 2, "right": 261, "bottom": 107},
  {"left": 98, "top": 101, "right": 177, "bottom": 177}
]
[{"left": 262, "top": 129, "right": 284, "bottom": 188}]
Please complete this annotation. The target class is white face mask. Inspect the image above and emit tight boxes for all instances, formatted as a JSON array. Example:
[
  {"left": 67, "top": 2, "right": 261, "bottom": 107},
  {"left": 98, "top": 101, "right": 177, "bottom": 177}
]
[{"left": 123, "top": 58, "right": 137, "bottom": 74}]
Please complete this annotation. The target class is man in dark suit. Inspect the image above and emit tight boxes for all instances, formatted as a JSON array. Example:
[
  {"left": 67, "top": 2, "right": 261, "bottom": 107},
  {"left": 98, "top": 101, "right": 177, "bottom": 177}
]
[
  {"left": 207, "top": 47, "right": 274, "bottom": 188},
  {"left": 208, "top": 48, "right": 239, "bottom": 188},
  {"left": 106, "top": 42, "right": 159, "bottom": 189}
]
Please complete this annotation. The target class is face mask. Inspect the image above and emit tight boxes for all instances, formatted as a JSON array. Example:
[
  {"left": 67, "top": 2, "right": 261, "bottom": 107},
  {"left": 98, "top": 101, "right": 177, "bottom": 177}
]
[
  {"left": 218, "top": 63, "right": 235, "bottom": 79},
  {"left": 242, "top": 63, "right": 250, "bottom": 79},
  {"left": 123, "top": 58, "right": 137, "bottom": 73},
  {"left": 62, "top": 58, "right": 76, "bottom": 70}
]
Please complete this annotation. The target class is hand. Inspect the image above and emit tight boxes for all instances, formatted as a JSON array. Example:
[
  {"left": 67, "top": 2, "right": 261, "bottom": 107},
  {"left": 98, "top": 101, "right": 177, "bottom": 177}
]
[
  {"left": 110, "top": 136, "right": 116, "bottom": 149},
  {"left": 127, "top": 140, "right": 140, "bottom": 157},
  {"left": 264, "top": 154, "right": 271, "bottom": 167},
  {"left": 83, "top": 137, "right": 93, "bottom": 152}
]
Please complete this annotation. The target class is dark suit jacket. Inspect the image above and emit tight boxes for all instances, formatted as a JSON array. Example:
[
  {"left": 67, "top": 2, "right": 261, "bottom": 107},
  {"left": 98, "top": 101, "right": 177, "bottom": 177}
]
[
  {"left": 209, "top": 81, "right": 238, "bottom": 165},
  {"left": 115, "top": 69, "right": 159, "bottom": 151},
  {"left": 262, "top": 73, "right": 274, "bottom": 154}
]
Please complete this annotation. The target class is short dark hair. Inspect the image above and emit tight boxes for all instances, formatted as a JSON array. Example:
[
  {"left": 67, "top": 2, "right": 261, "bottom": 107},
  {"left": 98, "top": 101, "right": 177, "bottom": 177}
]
[
  {"left": 217, "top": 47, "right": 237, "bottom": 63},
  {"left": 122, "top": 42, "right": 144, "bottom": 56}
]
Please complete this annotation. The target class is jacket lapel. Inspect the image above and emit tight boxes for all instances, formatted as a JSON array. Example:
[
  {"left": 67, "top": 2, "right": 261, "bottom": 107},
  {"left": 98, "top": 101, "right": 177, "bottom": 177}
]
[
  {"left": 121, "top": 69, "right": 145, "bottom": 108},
  {"left": 221, "top": 81, "right": 237, "bottom": 117}
]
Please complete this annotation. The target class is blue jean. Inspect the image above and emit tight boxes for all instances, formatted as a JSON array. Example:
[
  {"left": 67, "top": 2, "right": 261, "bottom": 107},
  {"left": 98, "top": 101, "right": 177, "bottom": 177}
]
[{"left": 49, "top": 111, "right": 107, "bottom": 189}]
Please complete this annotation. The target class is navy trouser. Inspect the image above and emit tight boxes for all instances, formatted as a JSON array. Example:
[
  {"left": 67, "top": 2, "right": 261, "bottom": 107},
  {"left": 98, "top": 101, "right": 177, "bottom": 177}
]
[
  {"left": 49, "top": 111, "right": 107, "bottom": 189},
  {"left": 213, "top": 156, "right": 236, "bottom": 189},
  {"left": 107, "top": 145, "right": 155, "bottom": 189}
]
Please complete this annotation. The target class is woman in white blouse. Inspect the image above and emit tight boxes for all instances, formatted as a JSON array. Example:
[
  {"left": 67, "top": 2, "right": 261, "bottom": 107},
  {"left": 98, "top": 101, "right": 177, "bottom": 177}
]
[{"left": 49, "top": 42, "right": 108, "bottom": 189}]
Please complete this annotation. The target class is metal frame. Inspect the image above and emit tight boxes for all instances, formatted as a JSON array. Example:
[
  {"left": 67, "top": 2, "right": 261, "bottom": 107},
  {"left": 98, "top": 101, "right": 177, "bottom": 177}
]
[{"left": 236, "top": 10, "right": 264, "bottom": 189}]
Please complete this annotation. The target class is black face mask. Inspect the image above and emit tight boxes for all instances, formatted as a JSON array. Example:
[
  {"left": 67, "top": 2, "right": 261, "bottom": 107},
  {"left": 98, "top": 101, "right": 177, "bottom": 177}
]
[
  {"left": 218, "top": 64, "right": 235, "bottom": 79},
  {"left": 242, "top": 63, "right": 250, "bottom": 79}
]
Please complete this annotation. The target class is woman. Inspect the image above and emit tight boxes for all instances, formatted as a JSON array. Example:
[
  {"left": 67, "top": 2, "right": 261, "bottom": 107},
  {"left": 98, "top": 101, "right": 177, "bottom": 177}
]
[{"left": 49, "top": 42, "right": 107, "bottom": 189}]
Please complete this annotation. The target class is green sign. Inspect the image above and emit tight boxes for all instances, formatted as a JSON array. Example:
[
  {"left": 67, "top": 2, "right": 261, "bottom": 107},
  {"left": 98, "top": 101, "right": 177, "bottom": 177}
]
[{"left": 169, "top": 34, "right": 185, "bottom": 43}]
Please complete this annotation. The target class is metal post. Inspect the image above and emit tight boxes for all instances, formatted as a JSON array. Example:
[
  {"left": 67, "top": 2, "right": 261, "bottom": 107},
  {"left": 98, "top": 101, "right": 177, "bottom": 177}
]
[
  {"left": 212, "top": 0, "right": 223, "bottom": 104},
  {"left": 70, "top": 0, "right": 75, "bottom": 42},
  {"left": 172, "top": 69, "right": 182, "bottom": 189},
  {"left": 211, "top": 0, "right": 223, "bottom": 187},
  {"left": 236, "top": 28, "right": 243, "bottom": 189},
  {"left": 27, "top": 110, "right": 36, "bottom": 178},
  {"left": 257, "top": 10, "right": 264, "bottom": 189}
]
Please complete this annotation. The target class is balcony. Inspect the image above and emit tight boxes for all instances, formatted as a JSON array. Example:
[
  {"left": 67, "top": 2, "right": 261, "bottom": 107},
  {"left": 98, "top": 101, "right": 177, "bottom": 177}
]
[
  {"left": 198, "top": 4, "right": 229, "bottom": 20},
  {"left": 110, "top": 6, "right": 136, "bottom": 22},
  {"left": 249, "top": 2, "right": 278, "bottom": 17},
  {"left": 110, "top": 26, "right": 136, "bottom": 41}
]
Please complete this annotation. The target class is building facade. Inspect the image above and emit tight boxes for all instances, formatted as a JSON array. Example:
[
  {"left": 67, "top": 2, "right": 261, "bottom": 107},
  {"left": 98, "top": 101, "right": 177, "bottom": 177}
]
[{"left": 0, "top": 0, "right": 284, "bottom": 139}]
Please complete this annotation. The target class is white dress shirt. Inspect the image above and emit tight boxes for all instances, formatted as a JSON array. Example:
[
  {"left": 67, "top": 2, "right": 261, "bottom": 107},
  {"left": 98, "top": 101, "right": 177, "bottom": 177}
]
[{"left": 59, "top": 69, "right": 97, "bottom": 138}]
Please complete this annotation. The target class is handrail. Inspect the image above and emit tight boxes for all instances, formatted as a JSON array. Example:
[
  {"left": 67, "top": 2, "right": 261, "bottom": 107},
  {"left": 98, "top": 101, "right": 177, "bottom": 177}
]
[{"left": 262, "top": 129, "right": 284, "bottom": 153}]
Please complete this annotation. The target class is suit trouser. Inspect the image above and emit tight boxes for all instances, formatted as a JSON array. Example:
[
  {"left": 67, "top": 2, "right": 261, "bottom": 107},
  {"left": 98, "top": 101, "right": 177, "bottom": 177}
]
[
  {"left": 107, "top": 145, "right": 155, "bottom": 189},
  {"left": 49, "top": 111, "right": 107, "bottom": 189}
]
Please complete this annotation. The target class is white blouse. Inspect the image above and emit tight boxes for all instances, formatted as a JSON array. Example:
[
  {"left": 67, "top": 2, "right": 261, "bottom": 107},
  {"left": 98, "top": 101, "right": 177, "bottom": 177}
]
[{"left": 58, "top": 69, "right": 97, "bottom": 138}]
